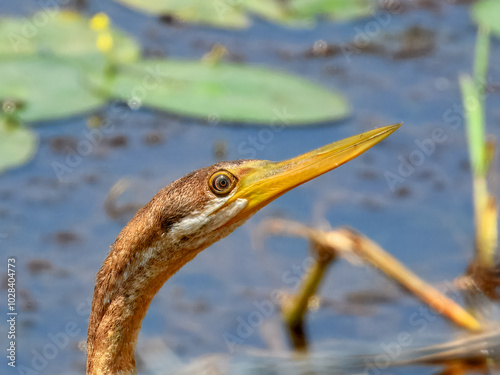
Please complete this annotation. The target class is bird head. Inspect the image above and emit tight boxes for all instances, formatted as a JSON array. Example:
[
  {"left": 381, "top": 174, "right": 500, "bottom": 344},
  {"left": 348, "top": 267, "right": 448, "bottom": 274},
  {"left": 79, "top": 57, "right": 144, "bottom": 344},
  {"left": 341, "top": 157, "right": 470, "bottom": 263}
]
[
  {"left": 87, "top": 123, "right": 400, "bottom": 375},
  {"left": 152, "top": 124, "right": 400, "bottom": 248}
]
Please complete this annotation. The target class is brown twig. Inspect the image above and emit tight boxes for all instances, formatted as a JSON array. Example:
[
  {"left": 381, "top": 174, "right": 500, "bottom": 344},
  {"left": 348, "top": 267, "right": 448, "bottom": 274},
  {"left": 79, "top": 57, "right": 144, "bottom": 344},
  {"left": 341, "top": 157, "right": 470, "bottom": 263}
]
[
  {"left": 260, "top": 218, "right": 482, "bottom": 334},
  {"left": 281, "top": 242, "right": 335, "bottom": 351}
]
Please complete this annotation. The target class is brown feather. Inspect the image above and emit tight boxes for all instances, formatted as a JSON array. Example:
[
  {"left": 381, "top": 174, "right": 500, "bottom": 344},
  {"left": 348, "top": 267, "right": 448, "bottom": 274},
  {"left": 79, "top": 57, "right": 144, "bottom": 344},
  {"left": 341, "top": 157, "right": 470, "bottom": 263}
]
[{"left": 87, "top": 161, "right": 251, "bottom": 375}]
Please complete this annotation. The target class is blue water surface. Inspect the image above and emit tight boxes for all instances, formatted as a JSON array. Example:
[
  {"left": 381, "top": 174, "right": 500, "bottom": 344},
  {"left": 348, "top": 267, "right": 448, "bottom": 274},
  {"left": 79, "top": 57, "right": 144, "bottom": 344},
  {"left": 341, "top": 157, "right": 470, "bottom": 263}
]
[{"left": 1, "top": 1, "right": 500, "bottom": 374}]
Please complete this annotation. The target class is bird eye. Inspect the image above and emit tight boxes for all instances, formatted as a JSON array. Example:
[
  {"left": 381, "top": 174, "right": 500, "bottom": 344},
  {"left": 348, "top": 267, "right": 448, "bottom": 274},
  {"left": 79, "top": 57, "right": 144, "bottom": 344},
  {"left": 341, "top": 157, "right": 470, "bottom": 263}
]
[{"left": 209, "top": 171, "right": 236, "bottom": 196}]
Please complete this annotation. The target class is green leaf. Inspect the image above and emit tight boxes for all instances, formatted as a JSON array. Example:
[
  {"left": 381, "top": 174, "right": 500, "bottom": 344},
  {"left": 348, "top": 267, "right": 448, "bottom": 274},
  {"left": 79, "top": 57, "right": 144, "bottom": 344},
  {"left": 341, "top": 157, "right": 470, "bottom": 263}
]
[
  {"left": 0, "top": 11, "right": 140, "bottom": 62},
  {"left": 0, "top": 57, "right": 106, "bottom": 122},
  {"left": 460, "top": 74, "right": 486, "bottom": 177},
  {"left": 244, "top": 0, "right": 374, "bottom": 27},
  {"left": 287, "top": 0, "right": 374, "bottom": 22},
  {"left": 471, "top": 0, "right": 500, "bottom": 38},
  {"left": 473, "top": 25, "right": 490, "bottom": 96},
  {"left": 114, "top": 0, "right": 249, "bottom": 28},
  {"left": 0, "top": 119, "right": 38, "bottom": 174},
  {"left": 108, "top": 60, "right": 350, "bottom": 125},
  {"left": 0, "top": 12, "right": 350, "bottom": 125},
  {"left": 0, "top": 12, "right": 141, "bottom": 123},
  {"left": 113, "top": 0, "right": 374, "bottom": 28}
]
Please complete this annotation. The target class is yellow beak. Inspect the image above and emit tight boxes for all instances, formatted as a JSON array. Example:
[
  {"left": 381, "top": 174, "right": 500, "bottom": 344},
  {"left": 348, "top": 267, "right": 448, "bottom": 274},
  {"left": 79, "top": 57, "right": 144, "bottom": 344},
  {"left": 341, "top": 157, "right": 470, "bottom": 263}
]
[{"left": 221, "top": 123, "right": 401, "bottom": 225}]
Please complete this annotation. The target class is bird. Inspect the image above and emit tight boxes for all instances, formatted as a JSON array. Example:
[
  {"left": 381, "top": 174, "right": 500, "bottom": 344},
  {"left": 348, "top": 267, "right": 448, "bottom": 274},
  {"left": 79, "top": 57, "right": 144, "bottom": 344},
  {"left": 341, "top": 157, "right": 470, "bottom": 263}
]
[{"left": 86, "top": 124, "right": 400, "bottom": 375}]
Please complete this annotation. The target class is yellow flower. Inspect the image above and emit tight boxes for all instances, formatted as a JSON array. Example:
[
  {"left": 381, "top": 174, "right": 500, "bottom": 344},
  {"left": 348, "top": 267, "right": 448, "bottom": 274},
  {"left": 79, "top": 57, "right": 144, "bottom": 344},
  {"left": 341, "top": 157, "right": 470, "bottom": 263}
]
[
  {"left": 89, "top": 13, "right": 114, "bottom": 54},
  {"left": 96, "top": 32, "right": 113, "bottom": 53},
  {"left": 90, "top": 12, "right": 110, "bottom": 31}
]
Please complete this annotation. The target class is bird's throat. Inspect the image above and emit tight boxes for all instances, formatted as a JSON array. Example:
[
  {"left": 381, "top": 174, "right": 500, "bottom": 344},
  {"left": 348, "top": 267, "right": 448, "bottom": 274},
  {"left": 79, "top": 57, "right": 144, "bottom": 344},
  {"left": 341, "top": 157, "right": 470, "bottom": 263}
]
[
  {"left": 86, "top": 241, "right": 194, "bottom": 375},
  {"left": 86, "top": 199, "right": 247, "bottom": 375},
  {"left": 85, "top": 206, "right": 204, "bottom": 375}
]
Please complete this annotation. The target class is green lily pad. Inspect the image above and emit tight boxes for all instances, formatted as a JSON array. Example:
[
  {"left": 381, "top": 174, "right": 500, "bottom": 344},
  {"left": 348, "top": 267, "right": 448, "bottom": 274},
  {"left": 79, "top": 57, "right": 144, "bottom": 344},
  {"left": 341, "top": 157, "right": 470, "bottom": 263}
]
[
  {"left": 109, "top": 60, "right": 350, "bottom": 124},
  {"left": 0, "top": 57, "right": 106, "bottom": 122},
  {"left": 471, "top": 0, "right": 500, "bottom": 38},
  {"left": 0, "top": 11, "right": 140, "bottom": 62},
  {"left": 0, "top": 12, "right": 140, "bottom": 123},
  {"left": 245, "top": 0, "right": 375, "bottom": 25},
  {"left": 113, "top": 0, "right": 374, "bottom": 28},
  {"left": 0, "top": 119, "right": 38, "bottom": 174},
  {"left": 114, "top": 0, "right": 249, "bottom": 28},
  {"left": 290, "top": 0, "right": 374, "bottom": 21}
]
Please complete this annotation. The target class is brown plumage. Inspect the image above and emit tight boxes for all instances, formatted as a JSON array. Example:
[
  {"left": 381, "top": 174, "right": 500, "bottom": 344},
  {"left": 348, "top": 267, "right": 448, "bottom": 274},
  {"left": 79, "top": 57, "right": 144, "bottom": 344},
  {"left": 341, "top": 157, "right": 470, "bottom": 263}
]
[
  {"left": 86, "top": 124, "right": 400, "bottom": 375},
  {"left": 87, "top": 162, "right": 249, "bottom": 374}
]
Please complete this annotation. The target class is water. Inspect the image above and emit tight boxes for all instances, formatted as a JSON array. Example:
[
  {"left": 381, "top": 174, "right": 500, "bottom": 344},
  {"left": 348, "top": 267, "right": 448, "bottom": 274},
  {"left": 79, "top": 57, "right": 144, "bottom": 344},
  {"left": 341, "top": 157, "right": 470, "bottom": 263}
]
[{"left": 1, "top": 1, "right": 500, "bottom": 374}]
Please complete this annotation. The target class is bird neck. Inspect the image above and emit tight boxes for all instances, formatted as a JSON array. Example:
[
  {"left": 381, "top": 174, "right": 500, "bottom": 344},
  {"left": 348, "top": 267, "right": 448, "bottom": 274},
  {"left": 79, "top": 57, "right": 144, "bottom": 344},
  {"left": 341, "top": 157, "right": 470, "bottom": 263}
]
[
  {"left": 86, "top": 197, "right": 246, "bottom": 375},
  {"left": 86, "top": 208, "right": 202, "bottom": 374},
  {"left": 86, "top": 243, "right": 184, "bottom": 374}
]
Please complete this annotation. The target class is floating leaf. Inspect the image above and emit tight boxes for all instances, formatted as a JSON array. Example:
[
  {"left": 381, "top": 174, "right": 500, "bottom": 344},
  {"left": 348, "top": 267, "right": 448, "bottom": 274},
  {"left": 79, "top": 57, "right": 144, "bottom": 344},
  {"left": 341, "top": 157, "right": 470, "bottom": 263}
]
[
  {"left": 471, "top": 0, "right": 500, "bottom": 38},
  {"left": 0, "top": 12, "right": 140, "bottom": 123},
  {"left": 113, "top": 0, "right": 374, "bottom": 29},
  {"left": 114, "top": 0, "right": 249, "bottom": 28},
  {"left": 0, "top": 12, "right": 351, "bottom": 125},
  {"left": 0, "top": 57, "right": 106, "bottom": 122},
  {"left": 0, "top": 119, "right": 38, "bottom": 174},
  {"left": 246, "top": 0, "right": 375, "bottom": 25},
  {"left": 0, "top": 11, "right": 140, "bottom": 62},
  {"left": 292, "top": 0, "right": 374, "bottom": 21},
  {"left": 108, "top": 60, "right": 350, "bottom": 124}
]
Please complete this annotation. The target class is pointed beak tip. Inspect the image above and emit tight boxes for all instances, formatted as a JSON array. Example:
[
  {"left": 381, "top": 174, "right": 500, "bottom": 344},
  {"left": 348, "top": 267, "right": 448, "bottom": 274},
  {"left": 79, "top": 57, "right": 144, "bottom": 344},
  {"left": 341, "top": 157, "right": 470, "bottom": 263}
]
[
  {"left": 372, "top": 122, "right": 402, "bottom": 142},
  {"left": 389, "top": 122, "right": 403, "bottom": 132},
  {"left": 224, "top": 122, "right": 402, "bottom": 223}
]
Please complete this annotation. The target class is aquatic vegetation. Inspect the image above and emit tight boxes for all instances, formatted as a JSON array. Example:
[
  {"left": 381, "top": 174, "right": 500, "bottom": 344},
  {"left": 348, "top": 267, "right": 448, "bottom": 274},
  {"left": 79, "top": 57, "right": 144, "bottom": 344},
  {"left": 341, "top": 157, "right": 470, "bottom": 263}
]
[
  {"left": 0, "top": 58, "right": 106, "bottom": 122},
  {"left": 461, "top": 3, "right": 498, "bottom": 270},
  {"left": 89, "top": 12, "right": 114, "bottom": 54},
  {"left": 113, "top": 0, "right": 374, "bottom": 29},
  {"left": 0, "top": 11, "right": 350, "bottom": 173},
  {"left": 0, "top": 114, "right": 37, "bottom": 175},
  {"left": 266, "top": 2, "right": 500, "bottom": 363},
  {"left": 263, "top": 219, "right": 481, "bottom": 351},
  {"left": 109, "top": 59, "right": 349, "bottom": 124},
  {"left": 471, "top": 0, "right": 500, "bottom": 38}
]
